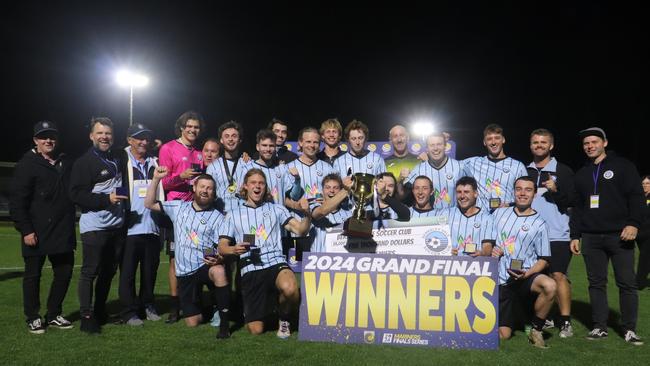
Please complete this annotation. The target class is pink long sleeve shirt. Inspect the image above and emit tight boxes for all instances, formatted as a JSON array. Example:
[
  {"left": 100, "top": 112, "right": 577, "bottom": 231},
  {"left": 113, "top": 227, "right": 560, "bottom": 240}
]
[{"left": 158, "top": 139, "right": 203, "bottom": 201}]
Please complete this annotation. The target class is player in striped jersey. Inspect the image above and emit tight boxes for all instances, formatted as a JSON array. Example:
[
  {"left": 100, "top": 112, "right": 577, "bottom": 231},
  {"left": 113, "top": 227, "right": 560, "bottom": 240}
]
[
  {"left": 491, "top": 176, "right": 556, "bottom": 348},
  {"left": 218, "top": 169, "right": 311, "bottom": 338},
  {"left": 462, "top": 124, "right": 527, "bottom": 210},
  {"left": 249, "top": 129, "right": 302, "bottom": 205},
  {"left": 408, "top": 176, "right": 438, "bottom": 218},
  {"left": 284, "top": 127, "right": 335, "bottom": 253},
  {"left": 317, "top": 118, "right": 346, "bottom": 165},
  {"left": 334, "top": 119, "right": 386, "bottom": 177},
  {"left": 206, "top": 121, "right": 249, "bottom": 214},
  {"left": 443, "top": 176, "right": 496, "bottom": 257},
  {"left": 145, "top": 168, "right": 231, "bottom": 338},
  {"left": 311, "top": 173, "right": 354, "bottom": 252},
  {"left": 399, "top": 133, "right": 463, "bottom": 209}
]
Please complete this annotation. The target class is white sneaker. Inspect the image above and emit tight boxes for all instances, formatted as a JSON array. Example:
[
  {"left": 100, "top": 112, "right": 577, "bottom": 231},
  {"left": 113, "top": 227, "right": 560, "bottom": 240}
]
[
  {"left": 48, "top": 315, "right": 73, "bottom": 329},
  {"left": 559, "top": 322, "right": 574, "bottom": 338},
  {"left": 624, "top": 330, "right": 643, "bottom": 346},
  {"left": 542, "top": 319, "right": 555, "bottom": 330},
  {"left": 27, "top": 318, "right": 46, "bottom": 334},
  {"left": 277, "top": 320, "right": 291, "bottom": 339}
]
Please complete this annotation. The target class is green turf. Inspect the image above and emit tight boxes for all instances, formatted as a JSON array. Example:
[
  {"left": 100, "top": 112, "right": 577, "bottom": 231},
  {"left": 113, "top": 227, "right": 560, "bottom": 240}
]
[{"left": 0, "top": 221, "right": 648, "bottom": 365}]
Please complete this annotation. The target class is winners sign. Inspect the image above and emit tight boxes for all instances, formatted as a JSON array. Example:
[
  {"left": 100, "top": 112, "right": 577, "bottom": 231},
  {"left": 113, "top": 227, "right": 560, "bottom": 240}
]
[{"left": 299, "top": 253, "right": 499, "bottom": 349}]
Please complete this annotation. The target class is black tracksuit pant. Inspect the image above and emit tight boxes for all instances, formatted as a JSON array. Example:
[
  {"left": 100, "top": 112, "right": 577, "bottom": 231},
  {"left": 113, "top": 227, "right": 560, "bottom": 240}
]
[
  {"left": 582, "top": 232, "right": 638, "bottom": 331},
  {"left": 23, "top": 252, "right": 74, "bottom": 321},
  {"left": 119, "top": 234, "right": 160, "bottom": 320}
]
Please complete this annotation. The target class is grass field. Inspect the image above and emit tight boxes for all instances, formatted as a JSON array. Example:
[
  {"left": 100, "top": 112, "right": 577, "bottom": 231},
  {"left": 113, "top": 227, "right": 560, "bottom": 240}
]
[{"left": 1, "top": 221, "right": 649, "bottom": 365}]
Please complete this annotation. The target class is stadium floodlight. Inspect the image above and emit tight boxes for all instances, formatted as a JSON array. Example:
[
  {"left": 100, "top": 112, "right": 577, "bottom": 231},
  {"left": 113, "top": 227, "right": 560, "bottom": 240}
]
[
  {"left": 410, "top": 119, "right": 436, "bottom": 140},
  {"left": 115, "top": 70, "right": 149, "bottom": 126}
]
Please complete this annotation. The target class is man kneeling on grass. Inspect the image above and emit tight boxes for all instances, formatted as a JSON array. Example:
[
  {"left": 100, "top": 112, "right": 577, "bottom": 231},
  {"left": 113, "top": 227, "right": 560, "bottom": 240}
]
[
  {"left": 144, "top": 167, "right": 231, "bottom": 339},
  {"left": 491, "top": 177, "right": 557, "bottom": 348},
  {"left": 218, "top": 168, "right": 311, "bottom": 338}
]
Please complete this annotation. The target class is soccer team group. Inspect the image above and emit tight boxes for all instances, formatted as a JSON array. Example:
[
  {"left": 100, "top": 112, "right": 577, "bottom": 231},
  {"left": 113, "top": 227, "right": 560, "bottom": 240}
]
[{"left": 10, "top": 112, "right": 650, "bottom": 348}]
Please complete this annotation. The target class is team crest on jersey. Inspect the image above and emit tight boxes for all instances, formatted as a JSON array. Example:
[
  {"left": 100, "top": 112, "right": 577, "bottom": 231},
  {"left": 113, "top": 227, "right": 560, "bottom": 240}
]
[
  {"left": 521, "top": 224, "right": 530, "bottom": 232},
  {"left": 433, "top": 188, "right": 451, "bottom": 205},
  {"left": 446, "top": 174, "right": 454, "bottom": 181},
  {"left": 316, "top": 170, "right": 323, "bottom": 176},
  {"left": 250, "top": 224, "right": 269, "bottom": 240},
  {"left": 263, "top": 211, "right": 271, "bottom": 218},
  {"left": 486, "top": 178, "right": 503, "bottom": 196},
  {"left": 200, "top": 219, "right": 207, "bottom": 225},
  {"left": 503, "top": 167, "right": 510, "bottom": 173},
  {"left": 500, "top": 232, "right": 516, "bottom": 254},
  {"left": 182, "top": 156, "right": 188, "bottom": 161},
  {"left": 473, "top": 221, "right": 481, "bottom": 228},
  {"left": 367, "top": 162, "right": 373, "bottom": 169},
  {"left": 197, "top": 154, "right": 203, "bottom": 161},
  {"left": 603, "top": 170, "right": 614, "bottom": 179},
  {"left": 276, "top": 171, "right": 282, "bottom": 178},
  {"left": 100, "top": 169, "right": 109, "bottom": 176}
]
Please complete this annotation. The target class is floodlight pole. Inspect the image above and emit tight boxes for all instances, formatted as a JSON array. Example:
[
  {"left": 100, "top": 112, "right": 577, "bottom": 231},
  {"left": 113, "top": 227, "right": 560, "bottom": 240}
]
[{"left": 129, "top": 85, "right": 134, "bottom": 126}]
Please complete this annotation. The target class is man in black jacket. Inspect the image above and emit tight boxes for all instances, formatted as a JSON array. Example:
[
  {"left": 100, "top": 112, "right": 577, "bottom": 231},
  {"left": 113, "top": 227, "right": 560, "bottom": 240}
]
[
  {"left": 10, "top": 121, "right": 76, "bottom": 334},
  {"left": 69, "top": 117, "right": 127, "bottom": 334},
  {"left": 570, "top": 127, "right": 644, "bottom": 345}
]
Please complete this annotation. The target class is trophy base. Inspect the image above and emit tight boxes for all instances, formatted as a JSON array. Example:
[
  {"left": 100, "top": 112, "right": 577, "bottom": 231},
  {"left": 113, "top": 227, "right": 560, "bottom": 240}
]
[{"left": 343, "top": 218, "right": 373, "bottom": 238}]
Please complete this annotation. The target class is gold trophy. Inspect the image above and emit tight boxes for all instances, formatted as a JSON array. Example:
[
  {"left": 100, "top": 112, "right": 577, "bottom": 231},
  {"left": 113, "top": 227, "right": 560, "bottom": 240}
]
[{"left": 343, "top": 173, "right": 375, "bottom": 238}]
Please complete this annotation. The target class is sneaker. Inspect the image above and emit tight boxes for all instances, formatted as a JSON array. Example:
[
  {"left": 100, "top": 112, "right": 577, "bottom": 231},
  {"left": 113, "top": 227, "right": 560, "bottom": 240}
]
[
  {"left": 542, "top": 319, "right": 555, "bottom": 330},
  {"left": 559, "top": 321, "right": 574, "bottom": 338},
  {"left": 80, "top": 315, "right": 101, "bottom": 334},
  {"left": 27, "top": 318, "right": 46, "bottom": 334},
  {"left": 528, "top": 328, "right": 548, "bottom": 349},
  {"left": 145, "top": 306, "right": 161, "bottom": 321},
  {"left": 586, "top": 328, "right": 608, "bottom": 340},
  {"left": 277, "top": 320, "right": 291, "bottom": 339},
  {"left": 126, "top": 316, "right": 144, "bottom": 326},
  {"left": 48, "top": 315, "right": 74, "bottom": 329},
  {"left": 624, "top": 330, "right": 643, "bottom": 346}
]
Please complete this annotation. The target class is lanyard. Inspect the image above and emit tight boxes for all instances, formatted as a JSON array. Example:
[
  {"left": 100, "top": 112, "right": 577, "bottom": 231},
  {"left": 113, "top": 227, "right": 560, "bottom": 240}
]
[
  {"left": 222, "top": 154, "right": 240, "bottom": 186},
  {"left": 592, "top": 162, "right": 601, "bottom": 195}
]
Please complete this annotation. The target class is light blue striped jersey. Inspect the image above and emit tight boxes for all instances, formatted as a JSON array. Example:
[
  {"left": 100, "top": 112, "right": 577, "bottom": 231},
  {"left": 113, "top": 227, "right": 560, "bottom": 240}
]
[
  {"left": 408, "top": 206, "right": 440, "bottom": 218},
  {"left": 311, "top": 200, "right": 353, "bottom": 252},
  {"left": 492, "top": 207, "right": 550, "bottom": 284},
  {"left": 223, "top": 202, "right": 292, "bottom": 275},
  {"left": 249, "top": 161, "right": 291, "bottom": 204},
  {"left": 161, "top": 200, "right": 228, "bottom": 276},
  {"left": 461, "top": 156, "right": 527, "bottom": 209},
  {"left": 334, "top": 150, "right": 386, "bottom": 177},
  {"left": 206, "top": 157, "right": 249, "bottom": 214},
  {"left": 406, "top": 158, "right": 463, "bottom": 209},
  {"left": 442, "top": 207, "right": 497, "bottom": 257}
]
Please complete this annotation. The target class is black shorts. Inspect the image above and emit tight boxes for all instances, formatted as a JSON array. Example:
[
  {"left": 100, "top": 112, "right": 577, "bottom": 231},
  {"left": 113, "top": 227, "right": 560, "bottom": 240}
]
[
  {"left": 499, "top": 273, "right": 542, "bottom": 328},
  {"left": 163, "top": 227, "right": 175, "bottom": 258},
  {"left": 240, "top": 263, "right": 291, "bottom": 323},
  {"left": 177, "top": 265, "right": 215, "bottom": 318},
  {"left": 549, "top": 241, "right": 571, "bottom": 275}
]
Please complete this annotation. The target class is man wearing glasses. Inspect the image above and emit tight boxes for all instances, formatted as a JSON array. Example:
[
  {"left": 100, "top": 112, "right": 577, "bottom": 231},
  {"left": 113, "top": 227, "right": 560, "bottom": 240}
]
[{"left": 10, "top": 121, "right": 76, "bottom": 334}]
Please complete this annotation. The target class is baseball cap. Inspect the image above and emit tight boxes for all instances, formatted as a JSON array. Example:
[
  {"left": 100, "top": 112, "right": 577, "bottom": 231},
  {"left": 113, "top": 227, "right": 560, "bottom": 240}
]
[
  {"left": 33, "top": 121, "right": 58, "bottom": 137},
  {"left": 127, "top": 123, "right": 153, "bottom": 138},
  {"left": 579, "top": 127, "right": 607, "bottom": 141}
]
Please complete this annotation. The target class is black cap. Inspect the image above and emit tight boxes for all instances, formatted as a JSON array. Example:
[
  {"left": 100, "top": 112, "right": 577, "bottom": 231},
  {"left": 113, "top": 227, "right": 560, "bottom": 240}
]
[
  {"left": 127, "top": 123, "right": 153, "bottom": 138},
  {"left": 33, "top": 121, "right": 58, "bottom": 136},
  {"left": 579, "top": 127, "right": 607, "bottom": 141}
]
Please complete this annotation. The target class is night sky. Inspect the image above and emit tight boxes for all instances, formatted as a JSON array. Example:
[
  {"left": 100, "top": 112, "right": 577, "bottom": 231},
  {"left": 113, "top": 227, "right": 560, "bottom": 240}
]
[{"left": 2, "top": 1, "right": 648, "bottom": 173}]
